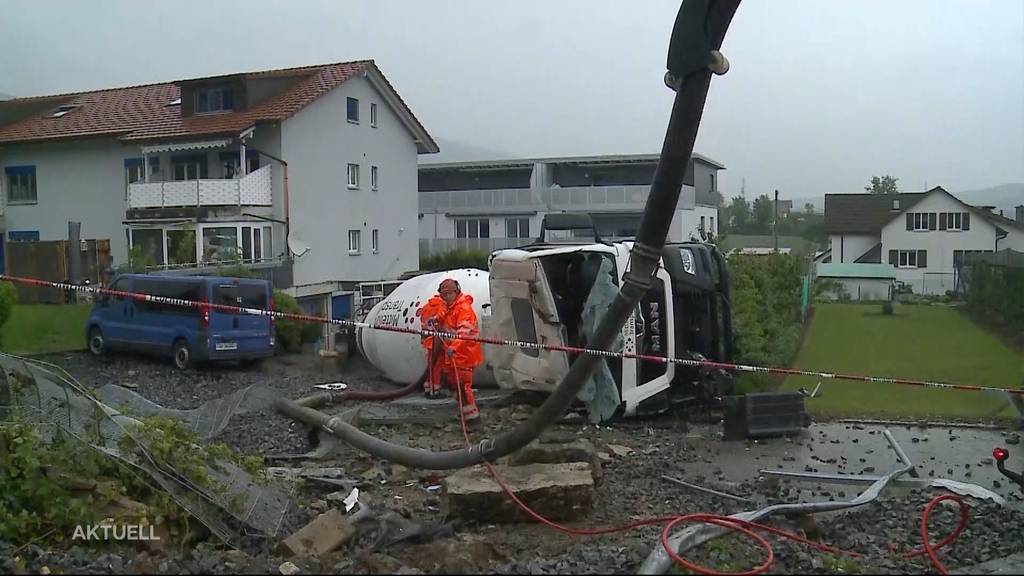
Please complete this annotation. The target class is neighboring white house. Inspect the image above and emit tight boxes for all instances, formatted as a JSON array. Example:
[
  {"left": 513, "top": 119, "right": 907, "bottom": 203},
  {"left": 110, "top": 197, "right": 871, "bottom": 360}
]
[
  {"left": 0, "top": 60, "right": 439, "bottom": 317},
  {"left": 824, "top": 187, "right": 1024, "bottom": 295},
  {"left": 417, "top": 153, "right": 724, "bottom": 255}
]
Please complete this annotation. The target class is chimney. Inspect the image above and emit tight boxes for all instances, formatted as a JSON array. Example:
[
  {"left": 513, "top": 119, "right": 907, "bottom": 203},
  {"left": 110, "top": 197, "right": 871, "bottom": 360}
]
[{"left": 1017, "top": 205, "right": 1024, "bottom": 224}]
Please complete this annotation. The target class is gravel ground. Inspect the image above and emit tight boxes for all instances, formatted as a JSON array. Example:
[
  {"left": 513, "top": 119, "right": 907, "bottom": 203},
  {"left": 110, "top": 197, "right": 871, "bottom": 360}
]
[{"left": 5, "top": 350, "right": 1024, "bottom": 575}]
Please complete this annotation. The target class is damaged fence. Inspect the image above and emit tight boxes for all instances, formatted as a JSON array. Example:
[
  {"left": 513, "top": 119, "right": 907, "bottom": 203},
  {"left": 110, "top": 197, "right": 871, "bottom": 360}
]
[{"left": 0, "top": 352, "right": 294, "bottom": 548}]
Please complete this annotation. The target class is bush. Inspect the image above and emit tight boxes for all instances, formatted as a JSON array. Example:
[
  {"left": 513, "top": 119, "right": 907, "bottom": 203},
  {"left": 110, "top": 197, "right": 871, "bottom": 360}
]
[
  {"left": 273, "top": 291, "right": 304, "bottom": 353},
  {"left": 727, "top": 253, "right": 803, "bottom": 391},
  {"left": 420, "top": 249, "right": 489, "bottom": 272},
  {"left": 881, "top": 301, "right": 894, "bottom": 315},
  {"left": 0, "top": 281, "right": 17, "bottom": 346}
]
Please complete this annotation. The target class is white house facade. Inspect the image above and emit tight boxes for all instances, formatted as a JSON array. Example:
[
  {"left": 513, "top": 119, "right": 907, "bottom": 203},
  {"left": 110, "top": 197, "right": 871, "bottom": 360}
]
[
  {"left": 418, "top": 153, "right": 725, "bottom": 256},
  {"left": 0, "top": 61, "right": 438, "bottom": 317},
  {"left": 824, "top": 187, "right": 1024, "bottom": 294}
]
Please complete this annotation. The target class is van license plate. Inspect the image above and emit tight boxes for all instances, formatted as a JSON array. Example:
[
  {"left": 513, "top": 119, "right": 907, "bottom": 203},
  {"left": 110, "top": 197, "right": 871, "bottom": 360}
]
[{"left": 216, "top": 342, "right": 238, "bottom": 351}]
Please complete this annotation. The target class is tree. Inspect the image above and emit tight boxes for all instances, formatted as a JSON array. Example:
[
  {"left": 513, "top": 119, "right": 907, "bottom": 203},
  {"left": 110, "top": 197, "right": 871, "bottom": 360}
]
[
  {"left": 751, "top": 194, "right": 774, "bottom": 232},
  {"left": 804, "top": 203, "right": 815, "bottom": 215},
  {"left": 727, "top": 195, "right": 751, "bottom": 232},
  {"left": 865, "top": 175, "right": 899, "bottom": 195}
]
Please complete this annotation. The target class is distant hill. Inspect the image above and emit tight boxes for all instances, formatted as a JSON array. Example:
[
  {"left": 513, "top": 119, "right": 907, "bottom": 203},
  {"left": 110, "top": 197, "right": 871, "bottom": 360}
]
[
  {"left": 421, "top": 137, "right": 514, "bottom": 165},
  {"left": 954, "top": 183, "right": 1023, "bottom": 216},
  {"left": 0, "top": 92, "right": 12, "bottom": 101}
]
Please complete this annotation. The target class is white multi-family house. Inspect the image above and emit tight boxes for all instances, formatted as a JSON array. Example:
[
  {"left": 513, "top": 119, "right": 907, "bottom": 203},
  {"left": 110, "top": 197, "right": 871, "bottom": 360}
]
[
  {"left": 824, "top": 187, "right": 1024, "bottom": 294},
  {"left": 418, "top": 153, "right": 724, "bottom": 255},
  {"left": 0, "top": 60, "right": 438, "bottom": 316}
]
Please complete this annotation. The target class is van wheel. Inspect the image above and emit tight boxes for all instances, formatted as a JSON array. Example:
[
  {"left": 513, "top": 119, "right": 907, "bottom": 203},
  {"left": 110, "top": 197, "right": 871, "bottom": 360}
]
[
  {"left": 87, "top": 327, "right": 106, "bottom": 357},
  {"left": 172, "top": 339, "right": 192, "bottom": 370}
]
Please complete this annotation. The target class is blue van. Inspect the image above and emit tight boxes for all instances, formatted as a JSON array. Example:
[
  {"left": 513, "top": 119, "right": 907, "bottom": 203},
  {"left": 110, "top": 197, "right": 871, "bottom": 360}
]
[{"left": 86, "top": 274, "right": 275, "bottom": 369}]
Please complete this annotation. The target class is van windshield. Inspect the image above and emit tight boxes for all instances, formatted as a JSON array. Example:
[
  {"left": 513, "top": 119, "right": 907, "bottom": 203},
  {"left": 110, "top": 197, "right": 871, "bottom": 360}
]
[{"left": 213, "top": 283, "right": 267, "bottom": 312}]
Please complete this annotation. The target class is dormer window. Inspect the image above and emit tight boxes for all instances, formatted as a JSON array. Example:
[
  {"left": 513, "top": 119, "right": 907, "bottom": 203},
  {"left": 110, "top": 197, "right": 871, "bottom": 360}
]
[
  {"left": 167, "top": 98, "right": 181, "bottom": 106},
  {"left": 892, "top": 199, "right": 900, "bottom": 210},
  {"left": 195, "top": 87, "right": 234, "bottom": 114},
  {"left": 48, "top": 104, "right": 79, "bottom": 118}
]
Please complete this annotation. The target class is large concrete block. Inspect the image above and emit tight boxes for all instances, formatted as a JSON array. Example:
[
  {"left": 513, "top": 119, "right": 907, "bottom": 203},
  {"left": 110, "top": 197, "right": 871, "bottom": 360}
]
[{"left": 442, "top": 462, "right": 595, "bottom": 523}]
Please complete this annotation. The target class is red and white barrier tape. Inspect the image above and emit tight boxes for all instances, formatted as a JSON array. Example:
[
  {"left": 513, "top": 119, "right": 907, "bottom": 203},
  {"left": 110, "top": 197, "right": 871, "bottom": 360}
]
[{"left": 2, "top": 273, "right": 1021, "bottom": 397}]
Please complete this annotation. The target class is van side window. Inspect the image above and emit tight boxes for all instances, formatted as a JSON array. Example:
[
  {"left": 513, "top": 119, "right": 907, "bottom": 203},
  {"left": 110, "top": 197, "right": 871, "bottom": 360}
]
[
  {"left": 134, "top": 279, "right": 202, "bottom": 314},
  {"left": 108, "top": 278, "right": 126, "bottom": 302},
  {"left": 213, "top": 283, "right": 267, "bottom": 313}
]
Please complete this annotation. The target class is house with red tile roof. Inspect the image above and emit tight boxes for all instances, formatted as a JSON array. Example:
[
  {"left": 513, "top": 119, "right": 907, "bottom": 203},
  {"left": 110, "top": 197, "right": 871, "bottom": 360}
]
[{"left": 0, "top": 60, "right": 439, "bottom": 311}]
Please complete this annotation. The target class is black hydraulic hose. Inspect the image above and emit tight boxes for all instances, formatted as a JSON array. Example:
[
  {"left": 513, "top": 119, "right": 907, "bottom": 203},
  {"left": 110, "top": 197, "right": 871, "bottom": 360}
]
[
  {"left": 274, "top": 0, "right": 741, "bottom": 470},
  {"left": 295, "top": 368, "right": 426, "bottom": 409}
]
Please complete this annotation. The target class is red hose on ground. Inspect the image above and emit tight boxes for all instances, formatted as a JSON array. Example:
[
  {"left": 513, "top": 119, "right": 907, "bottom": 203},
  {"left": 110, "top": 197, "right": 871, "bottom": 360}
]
[{"left": 444, "top": 358, "right": 970, "bottom": 576}]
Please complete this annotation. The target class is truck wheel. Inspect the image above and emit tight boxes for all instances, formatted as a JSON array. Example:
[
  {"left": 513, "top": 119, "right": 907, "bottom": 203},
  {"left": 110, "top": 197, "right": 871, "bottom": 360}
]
[
  {"left": 172, "top": 339, "right": 192, "bottom": 370},
  {"left": 87, "top": 327, "right": 106, "bottom": 357}
]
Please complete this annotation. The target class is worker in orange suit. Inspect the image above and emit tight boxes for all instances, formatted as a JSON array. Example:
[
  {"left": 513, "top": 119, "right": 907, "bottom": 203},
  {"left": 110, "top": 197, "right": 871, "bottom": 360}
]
[{"left": 417, "top": 278, "right": 483, "bottom": 421}]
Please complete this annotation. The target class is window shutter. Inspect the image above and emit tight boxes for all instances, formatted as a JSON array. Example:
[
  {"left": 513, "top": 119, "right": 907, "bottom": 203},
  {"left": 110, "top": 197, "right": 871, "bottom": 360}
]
[
  {"left": 906, "top": 213, "right": 913, "bottom": 231},
  {"left": 962, "top": 212, "right": 970, "bottom": 231},
  {"left": 928, "top": 213, "right": 937, "bottom": 230},
  {"left": 918, "top": 250, "right": 927, "bottom": 268},
  {"left": 939, "top": 213, "right": 947, "bottom": 230},
  {"left": 889, "top": 250, "right": 897, "bottom": 265}
]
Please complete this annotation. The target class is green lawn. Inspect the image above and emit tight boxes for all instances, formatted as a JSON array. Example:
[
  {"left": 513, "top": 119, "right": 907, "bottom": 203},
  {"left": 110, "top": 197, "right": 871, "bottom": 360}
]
[
  {"left": 1, "top": 304, "right": 91, "bottom": 355},
  {"left": 782, "top": 303, "right": 1024, "bottom": 420}
]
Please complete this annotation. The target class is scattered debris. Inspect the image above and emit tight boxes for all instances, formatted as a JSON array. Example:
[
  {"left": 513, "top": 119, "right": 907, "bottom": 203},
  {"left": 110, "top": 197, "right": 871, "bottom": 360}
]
[
  {"left": 278, "top": 561, "right": 300, "bottom": 575},
  {"left": 661, "top": 475, "right": 752, "bottom": 503},
  {"left": 343, "top": 488, "right": 360, "bottom": 513},
  {"left": 313, "top": 382, "right": 348, "bottom": 391},
  {"left": 443, "top": 463, "right": 595, "bottom": 522},
  {"left": 265, "top": 467, "right": 347, "bottom": 481},
  {"left": 506, "top": 438, "right": 602, "bottom": 481}
]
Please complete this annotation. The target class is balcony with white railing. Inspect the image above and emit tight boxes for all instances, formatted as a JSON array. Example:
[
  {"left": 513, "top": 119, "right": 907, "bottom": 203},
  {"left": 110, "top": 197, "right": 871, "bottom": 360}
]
[{"left": 128, "top": 165, "right": 272, "bottom": 210}]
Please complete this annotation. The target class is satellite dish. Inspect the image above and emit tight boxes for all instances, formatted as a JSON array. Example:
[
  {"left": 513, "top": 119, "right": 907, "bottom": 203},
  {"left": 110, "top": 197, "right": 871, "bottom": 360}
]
[{"left": 287, "top": 232, "right": 311, "bottom": 258}]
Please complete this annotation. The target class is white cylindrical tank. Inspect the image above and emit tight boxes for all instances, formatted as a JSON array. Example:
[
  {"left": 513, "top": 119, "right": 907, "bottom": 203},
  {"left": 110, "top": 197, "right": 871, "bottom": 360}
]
[{"left": 357, "top": 269, "right": 495, "bottom": 386}]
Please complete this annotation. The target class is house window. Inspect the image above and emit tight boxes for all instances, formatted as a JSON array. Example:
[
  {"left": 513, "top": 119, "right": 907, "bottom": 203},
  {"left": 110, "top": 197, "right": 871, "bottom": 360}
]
[
  {"left": 371, "top": 166, "right": 378, "bottom": 190},
  {"left": 195, "top": 87, "right": 234, "bottom": 114},
  {"left": 125, "top": 158, "right": 159, "bottom": 186},
  {"left": 505, "top": 218, "right": 530, "bottom": 239},
  {"left": 48, "top": 105, "right": 79, "bottom": 118},
  {"left": 897, "top": 250, "right": 927, "bottom": 268},
  {"left": 455, "top": 218, "right": 490, "bottom": 239},
  {"left": 172, "top": 155, "right": 208, "bottom": 181},
  {"left": 8, "top": 231, "right": 40, "bottom": 242},
  {"left": 700, "top": 216, "right": 706, "bottom": 231},
  {"left": 370, "top": 103, "right": 378, "bottom": 127},
  {"left": 913, "top": 213, "right": 929, "bottom": 231},
  {"left": 201, "top": 227, "right": 239, "bottom": 262},
  {"left": 948, "top": 212, "right": 962, "bottom": 231},
  {"left": 710, "top": 216, "right": 715, "bottom": 231},
  {"left": 5, "top": 166, "right": 37, "bottom": 204},
  {"left": 347, "top": 97, "right": 359, "bottom": 123},
  {"left": 709, "top": 173, "right": 716, "bottom": 192},
  {"left": 372, "top": 229, "right": 379, "bottom": 253},
  {"left": 347, "top": 164, "right": 360, "bottom": 189},
  {"left": 348, "top": 230, "right": 361, "bottom": 254}
]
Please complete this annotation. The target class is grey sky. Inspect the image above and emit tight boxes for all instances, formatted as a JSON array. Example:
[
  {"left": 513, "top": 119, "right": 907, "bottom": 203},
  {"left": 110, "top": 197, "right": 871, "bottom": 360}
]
[{"left": 2, "top": 0, "right": 1022, "bottom": 200}]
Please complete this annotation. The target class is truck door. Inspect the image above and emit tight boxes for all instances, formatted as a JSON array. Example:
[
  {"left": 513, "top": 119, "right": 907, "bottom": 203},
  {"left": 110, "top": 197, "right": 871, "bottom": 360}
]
[
  {"left": 486, "top": 257, "right": 570, "bottom": 393},
  {"left": 620, "top": 268, "right": 675, "bottom": 415}
]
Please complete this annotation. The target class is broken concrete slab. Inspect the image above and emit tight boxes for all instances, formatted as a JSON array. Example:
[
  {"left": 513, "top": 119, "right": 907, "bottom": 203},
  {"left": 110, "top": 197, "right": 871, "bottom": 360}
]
[
  {"left": 504, "top": 439, "right": 602, "bottom": 482},
  {"left": 443, "top": 462, "right": 595, "bottom": 523},
  {"left": 277, "top": 509, "right": 357, "bottom": 558},
  {"left": 606, "top": 444, "right": 634, "bottom": 457}
]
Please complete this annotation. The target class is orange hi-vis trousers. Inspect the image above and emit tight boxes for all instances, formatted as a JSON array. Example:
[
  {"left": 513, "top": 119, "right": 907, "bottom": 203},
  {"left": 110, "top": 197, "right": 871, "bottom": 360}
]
[{"left": 426, "top": 353, "right": 479, "bottom": 421}]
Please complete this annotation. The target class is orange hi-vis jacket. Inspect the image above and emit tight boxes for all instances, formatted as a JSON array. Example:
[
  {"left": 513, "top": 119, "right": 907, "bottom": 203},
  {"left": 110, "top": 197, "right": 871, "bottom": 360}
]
[{"left": 417, "top": 292, "right": 484, "bottom": 368}]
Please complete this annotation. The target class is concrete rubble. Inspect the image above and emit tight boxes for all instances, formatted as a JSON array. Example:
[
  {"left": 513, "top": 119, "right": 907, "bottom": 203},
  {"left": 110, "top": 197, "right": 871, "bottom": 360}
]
[
  {"left": 276, "top": 509, "right": 357, "bottom": 558},
  {"left": 443, "top": 462, "right": 596, "bottom": 522}
]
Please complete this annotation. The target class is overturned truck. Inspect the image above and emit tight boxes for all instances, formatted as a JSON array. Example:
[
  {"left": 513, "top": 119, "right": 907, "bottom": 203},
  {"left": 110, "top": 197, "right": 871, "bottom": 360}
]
[{"left": 359, "top": 212, "right": 734, "bottom": 422}]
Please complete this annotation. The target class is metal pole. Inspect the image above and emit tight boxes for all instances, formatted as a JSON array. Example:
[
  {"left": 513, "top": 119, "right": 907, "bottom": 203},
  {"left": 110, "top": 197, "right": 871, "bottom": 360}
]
[{"left": 773, "top": 189, "right": 779, "bottom": 252}]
